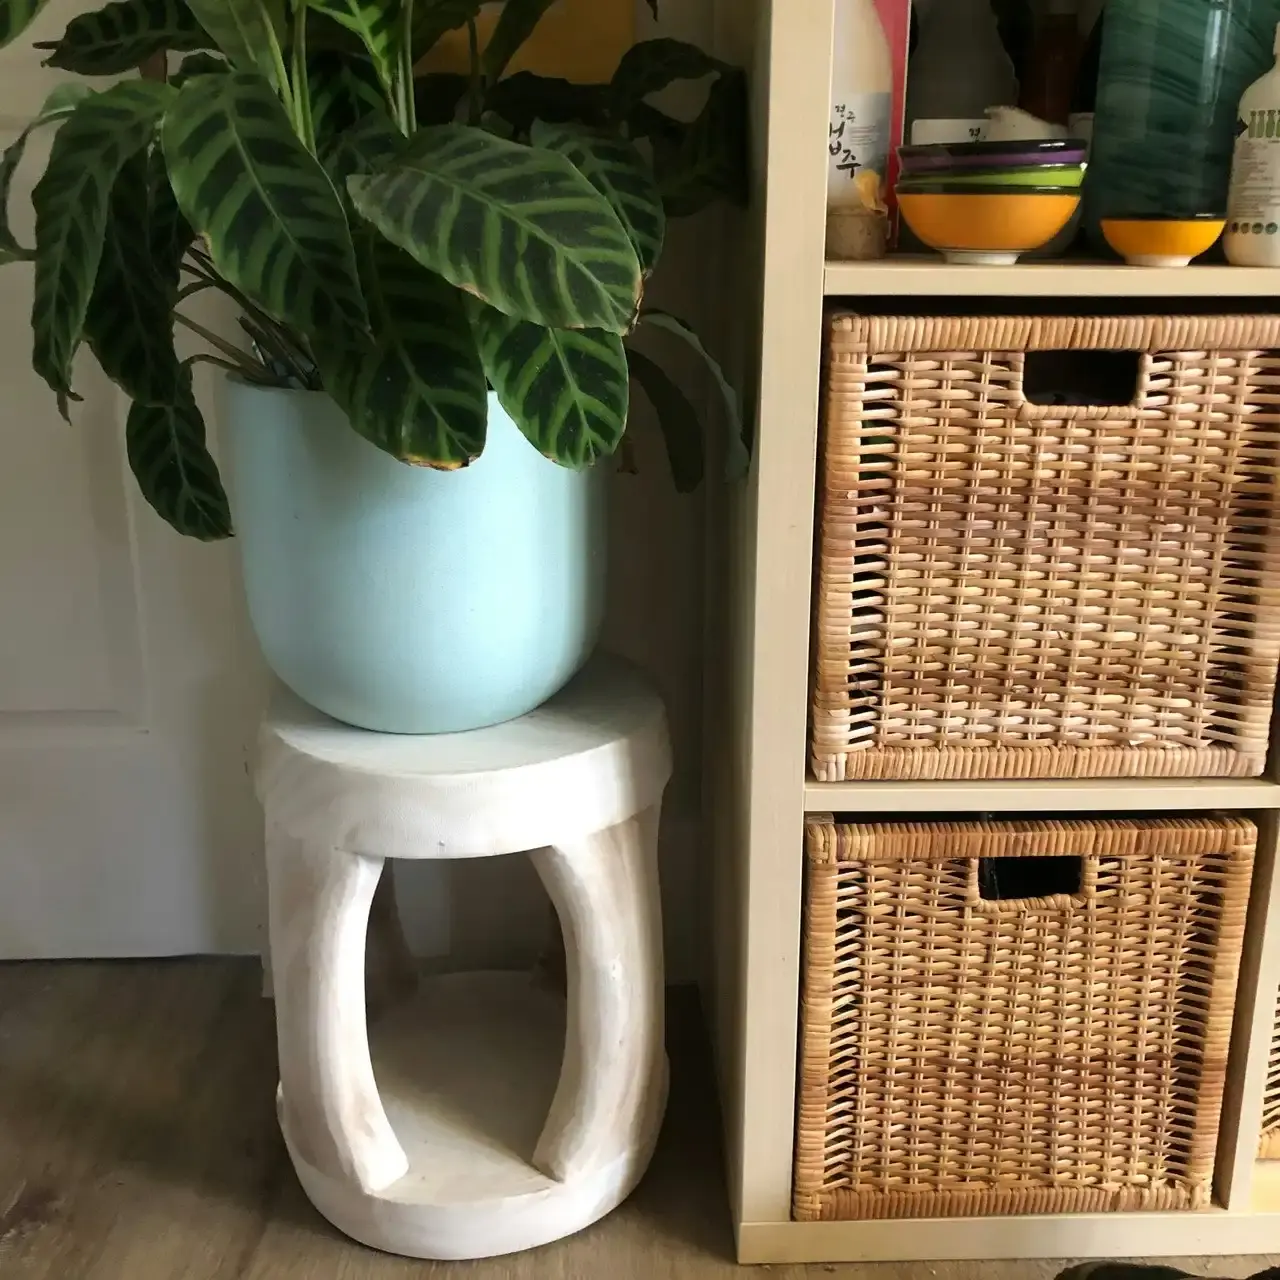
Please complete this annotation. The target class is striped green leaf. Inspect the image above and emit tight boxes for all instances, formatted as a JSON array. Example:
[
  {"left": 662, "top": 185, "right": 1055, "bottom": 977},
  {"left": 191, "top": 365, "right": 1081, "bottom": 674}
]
[
  {"left": 321, "top": 107, "right": 400, "bottom": 187},
  {"left": 162, "top": 70, "right": 369, "bottom": 340},
  {"left": 170, "top": 50, "right": 227, "bottom": 85},
  {"left": 485, "top": 73, "right": 608, "bottom": 138},
  {"left": 315, "top": 235, "right": 487, "bottom": 466},
  {"left": 481, "top": 0, "right": 555, "bottom": 84},
  {"left": 308, "top": 0, "right": 401, "bottom": 94},
  {"left": 183, "top": 0, "right": 284, "bottom": 84},
  {"left": 31, "top": 80, "right": 174, "bottom": 414},
  {"left": 0, "top": 0, "right": 53, "bottom": 50},
  {"left": 471, "top": 302, "right": 627, "bottom": 469},
  {"left": 126, "top": 374, "right": 232, "bottom": 540},
  {"left": 146, "top": 146, "right": 195, "bottom": 294},
  {"left": 639, "top": 307, "right": 748, "bottom": 479},
  {"left": 411, "top": 0, "right": 482, "bottom": 59},
  {"left": 310, "top": 50, "right": 387, "bottom": 145},
  {"left": 0, "top": 84, "right": 94, "bottom": 261},
  {"left": 84, "top": 153, "right": 182, "bottom": 405},
  {"left": 36, "top": 0, "right": 211, "bottom": 75},
  {"left": 626, "top": 345, "right": 702, "bottom": 493},
  {"left": 531, "top": 121, "right": 665, "bottom": 275},
  {"left": 348, "top": 124, "right": 642, "bottom": 333}
]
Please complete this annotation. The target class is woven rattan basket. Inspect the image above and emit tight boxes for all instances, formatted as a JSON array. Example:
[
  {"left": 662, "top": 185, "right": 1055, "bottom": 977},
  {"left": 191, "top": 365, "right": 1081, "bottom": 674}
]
[
  {"left": 811, "top": 314, "right": 1280, "bottom": 782},
  {"left": 795, "top": 815, "right": 1256, "bottom": 1221},
  {"left": 1263, "top": 1012, "right": 1280, "bottom": 1159}
]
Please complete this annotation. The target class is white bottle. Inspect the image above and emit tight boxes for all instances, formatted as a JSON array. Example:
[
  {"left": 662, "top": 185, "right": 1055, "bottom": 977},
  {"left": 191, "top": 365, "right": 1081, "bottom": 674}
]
[
  {"left": 827, "top": 0, "right": 893, "bottom": 260},
  {"left": 906, "top": 0, "right": 1018, "bottom": 131},
  {"left": 1226, "top": 21, "right": 1280, "bottom": 267}
]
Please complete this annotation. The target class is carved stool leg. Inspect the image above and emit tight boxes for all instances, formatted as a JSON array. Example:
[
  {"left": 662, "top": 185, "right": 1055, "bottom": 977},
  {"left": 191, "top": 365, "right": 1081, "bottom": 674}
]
[
  {"left": 530, "top": 805, "right": 667, "bottom": 1183},
  {"left": 266, "top": 824, "right": 409, "bottom": 1195}
]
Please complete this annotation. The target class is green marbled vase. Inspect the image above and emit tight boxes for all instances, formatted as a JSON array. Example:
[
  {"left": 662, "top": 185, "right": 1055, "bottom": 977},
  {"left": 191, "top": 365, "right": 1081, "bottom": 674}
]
[{"left": 1087, "top": 0, "right": 1280, "bottom": 237}]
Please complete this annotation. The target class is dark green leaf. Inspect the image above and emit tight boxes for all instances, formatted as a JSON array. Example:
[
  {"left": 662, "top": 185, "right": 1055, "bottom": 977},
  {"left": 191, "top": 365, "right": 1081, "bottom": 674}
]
[
  {"left": 126, "top": 375, "right": 233, "bottom": 540},
  {"left": 411, "top": 0, "right": 482, "bottom": 59},
  {"left": 321, "top": 106, "right": 400, "bottom": 187},
  {"left": 84, "top": 151, "right": 182, "bottom": 404},
  {"left": 315, "top": 236, "right": 487, "bottom": 466},
  {"left": 650, "top": 67, "right": 749, "bottom": 216},
  {"left": 414, "top": 71, "right": 468, "bottom": 126},
  {"left": 308, "top": 0, "right": 401, "bottom": 92},
  {"left": 611, "top": 38, "right": 726, "bottom": 118},
  {"left": 531, "top": 121, "right": 665, "bottom": 274},
  {"left": 626, "top": 345, "right": 702, "bottom": 493},
  {"left": 309, "top": 50, "right": 387, "bottom": 144},
  {"left": 31, "top": 80, "right": 175, "bottom": 413},
  {"left": 0, "top": 83, "right": 94, "bottom": 261},
  {"left": 484, "top": 72, "right": 608, "bottom": 137},
  {"left": 162, "top": 71, "right": 369, "bottom": 341},
  {"left": 170, "top": 50, "right": 227, "bottom": 85},
  {"left": 348, "top": 123, "right": 641, "bottom": 333},
  {"left": 639, "top": 307, "right": 748, "bottom": 479},
  {"left": 146, "top": 145, "right": 194, "bottom": 294},
  {"left": 0, "top": 0, "right": 52, "bottom": 50},
  {"left": 36, "top": 0, "right": 210, "bottom": 74},
  {"left": 183, "top": 0, "right": 285, "bottom": 84},
  {"left": 481, "top": 0, "right": 555, "bottom": 84},
  {"left": 471, "top": 302, "right": 627, "bottom": 468}
]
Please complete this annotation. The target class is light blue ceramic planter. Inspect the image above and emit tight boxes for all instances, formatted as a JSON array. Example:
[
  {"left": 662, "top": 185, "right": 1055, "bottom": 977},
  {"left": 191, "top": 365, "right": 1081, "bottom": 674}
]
[{"left": 221, "top": 381, "right": 607, "bottom": 734}]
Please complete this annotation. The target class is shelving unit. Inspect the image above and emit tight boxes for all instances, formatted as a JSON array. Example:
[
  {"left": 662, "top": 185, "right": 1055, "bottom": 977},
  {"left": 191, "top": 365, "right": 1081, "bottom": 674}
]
[{"left": 705, "top": 0, "right": 1280, "bottom": 1265}]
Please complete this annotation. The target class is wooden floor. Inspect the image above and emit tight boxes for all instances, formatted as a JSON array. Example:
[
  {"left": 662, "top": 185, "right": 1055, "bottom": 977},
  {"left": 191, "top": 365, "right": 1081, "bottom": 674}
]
[{"left": 0, "top": 961, "right": 1277, "bottom": 1279}]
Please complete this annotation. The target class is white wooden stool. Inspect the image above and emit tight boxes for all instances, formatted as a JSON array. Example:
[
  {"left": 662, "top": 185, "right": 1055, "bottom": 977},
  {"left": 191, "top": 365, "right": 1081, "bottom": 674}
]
[{"left": 257, "top": 655, "right": 672, "bottom": 1260}]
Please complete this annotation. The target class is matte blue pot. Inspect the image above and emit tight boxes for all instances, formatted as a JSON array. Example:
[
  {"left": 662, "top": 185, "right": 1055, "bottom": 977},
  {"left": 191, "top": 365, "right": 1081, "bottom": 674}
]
[{"left": 221, "top": 380, "right": 607, "bottom": 734}]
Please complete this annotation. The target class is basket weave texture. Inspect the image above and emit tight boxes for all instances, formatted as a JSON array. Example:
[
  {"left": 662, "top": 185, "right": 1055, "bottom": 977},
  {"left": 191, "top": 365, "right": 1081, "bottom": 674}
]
[
  {"left": 811, "top": 314, "right": 1280, "bottom": 782},
  {"left": 795, "top": 816, "right": 1255, "bottom": 1221},
  {"left": 1263, "top": 1015, "right": 1280, "bottom": 1159}
]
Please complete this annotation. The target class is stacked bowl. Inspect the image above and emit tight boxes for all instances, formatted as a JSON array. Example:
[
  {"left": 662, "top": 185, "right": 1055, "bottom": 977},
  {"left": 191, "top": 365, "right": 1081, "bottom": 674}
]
[{"left": 897, "top": 138, "right": 1087, "bottom": 265}]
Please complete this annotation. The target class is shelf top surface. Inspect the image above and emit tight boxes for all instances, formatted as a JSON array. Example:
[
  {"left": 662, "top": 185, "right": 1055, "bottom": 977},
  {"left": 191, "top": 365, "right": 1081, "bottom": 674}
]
[{"left": 825, "top": 256, "right": 1280, "bottom": 298}]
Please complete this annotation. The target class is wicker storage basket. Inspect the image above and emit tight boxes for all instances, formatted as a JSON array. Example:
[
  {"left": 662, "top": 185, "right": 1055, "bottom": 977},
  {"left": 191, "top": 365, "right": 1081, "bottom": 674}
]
[
  {"left": 811, "top": 314, "right": 1280, "bottom": 782},
  {"left": 795, "top": 815, "right": 1256, "bottom": 1221},
  {"left": 1263, "top": 1013, "right": 1280, "bottom": 1159}
]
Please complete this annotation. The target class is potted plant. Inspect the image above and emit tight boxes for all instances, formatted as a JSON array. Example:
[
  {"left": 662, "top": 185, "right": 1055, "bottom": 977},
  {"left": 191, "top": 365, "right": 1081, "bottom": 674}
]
[{"left": 0, "top": 0, "right": 748, "bottom": 733}]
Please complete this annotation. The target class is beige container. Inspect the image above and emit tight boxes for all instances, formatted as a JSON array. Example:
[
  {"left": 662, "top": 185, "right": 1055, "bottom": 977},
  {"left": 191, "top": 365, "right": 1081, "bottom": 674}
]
[{"left": 795, "top": 815, "right": 1256, "bottom": 1221}]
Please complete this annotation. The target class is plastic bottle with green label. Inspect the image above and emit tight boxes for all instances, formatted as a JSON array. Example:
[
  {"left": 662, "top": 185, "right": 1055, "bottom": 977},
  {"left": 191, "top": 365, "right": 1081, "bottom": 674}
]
[{"left": 1226, "top": 21, "right": 1280, "bottom": 265}]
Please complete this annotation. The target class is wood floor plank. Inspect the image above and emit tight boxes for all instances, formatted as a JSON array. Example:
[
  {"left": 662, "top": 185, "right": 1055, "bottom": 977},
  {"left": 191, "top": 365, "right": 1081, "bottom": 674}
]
[{"left": 0, "top": 961, "right": 1277, "bottom": 1279}]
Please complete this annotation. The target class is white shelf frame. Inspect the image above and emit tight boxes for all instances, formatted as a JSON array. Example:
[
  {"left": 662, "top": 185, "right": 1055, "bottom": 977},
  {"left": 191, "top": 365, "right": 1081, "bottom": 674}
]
[{"left": 707, "top": 0, "right": 1280, "bottom": 1264}]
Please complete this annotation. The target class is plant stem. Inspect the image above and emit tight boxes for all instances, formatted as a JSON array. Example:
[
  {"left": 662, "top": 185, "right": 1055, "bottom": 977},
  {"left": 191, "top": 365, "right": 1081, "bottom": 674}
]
[
  {"left": 401, "top": 0, "right": 417, "bottom": 134},
  {"left": 466, "top": 16, "right": 482, "bottom": 125},
  {"left": 188, "top": 352, "right": 275, "bottom": 383},
  {"left": 175, "top": 312, "right": 264, "bottom": 373},
  {"left": 291, "top": 0, "right": 315, "bottom": 151},
  {"left": 263, "top": 4, "right": 298, "bottom": 131}
]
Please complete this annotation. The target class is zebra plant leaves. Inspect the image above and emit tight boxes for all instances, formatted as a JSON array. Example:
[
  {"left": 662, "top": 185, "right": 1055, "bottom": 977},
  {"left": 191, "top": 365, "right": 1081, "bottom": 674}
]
[
  {"left": 308, "top": 0, "right": 401, "bottom": 96},
  {"left": 31, "top": 79, "right": 174, "bottom": 413},
  {"left": 0, "top": 83, "right": 93, "bottom": 260},
  {"left": 316, "top": 236, "right": 488, "bottom": 466},
  {"left": 470, "top": 301, "right": 628, "bottom": 469},
  {"left": 84, "top": 152, "right": 184, "bottom": 406},
  {"left": 35, "top": 0, "right": 210, "bottom": 74},
  {"left": 0, "top": 0, "right": 52, "bottom": 50},
  {"left": 183, "top": 0, "right": 285, "bottom": 85},
  {"left": 162, "top": 70, "right": 369, "bottom": 338},
  {"left": 0, "top": 1, "right": 750, "bottom": 536},
  {"left": 349, "top": 124, "right": 642, "bottom": 333},
  {"left": 126, "top": 373, "right": 233, "bottom": 540},
  {"left": 531, "top": 121, "right": 665, "bottom": 275}
]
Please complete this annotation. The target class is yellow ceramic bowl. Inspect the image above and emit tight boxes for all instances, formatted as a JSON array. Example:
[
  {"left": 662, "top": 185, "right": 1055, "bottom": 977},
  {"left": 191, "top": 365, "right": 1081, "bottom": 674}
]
[
  {"left": 1100, "top": 216, "right": 1225, "bottom": 267},
  {"left": 898, "top": 190, "right": 1081, "bottom": 265}
]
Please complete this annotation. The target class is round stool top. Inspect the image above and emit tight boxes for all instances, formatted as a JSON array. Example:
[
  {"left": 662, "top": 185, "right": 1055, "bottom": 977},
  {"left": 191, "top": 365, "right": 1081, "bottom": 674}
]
[{"left": 258, "top": 655, "right": 672, "bottom": 859}]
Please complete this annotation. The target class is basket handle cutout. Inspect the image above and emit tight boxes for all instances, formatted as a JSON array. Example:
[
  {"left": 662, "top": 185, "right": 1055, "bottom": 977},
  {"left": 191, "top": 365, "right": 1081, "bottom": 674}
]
[
  {"left": 1021, "top": 348, "right": 1143, "bottom": 410},
  {"left": 967, "top": 854, "right": 1096, "bottom": 914}
]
